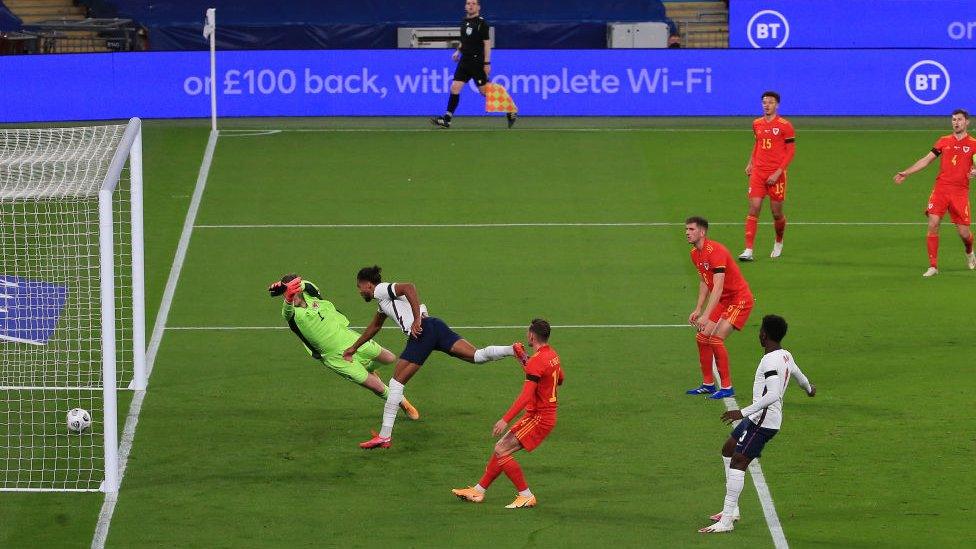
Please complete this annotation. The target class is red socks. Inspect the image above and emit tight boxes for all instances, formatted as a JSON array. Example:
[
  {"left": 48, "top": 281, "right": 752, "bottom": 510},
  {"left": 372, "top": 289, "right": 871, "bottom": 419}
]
[
  {"left": 696, "top": 333, "right": 732, "bottom": 388},
  {"left": 479, "top": 454, "right": 527, "bottom": 491},
  {"left": 500, "top": 456, "right": 528, "bottom": 492},
  {"left": 927, "top": 234, "right": 939, "bottom": 268},
  {"left": 774, "top": 216, "right": 787, "bottom": 243},
  {"left": 711, "top": 338, "right": 732, "bottom": 389},
  {"left": 479, "top": 454, "right": 504, "bottom": 489},
  {"left": 963, "top": 233, "right": 974, "bottom": 255},
  {"left": 744, "top": 215, "right": 758, "bottom": 249},
  {"left": 696, "top": 332, "right": 715, "bottom": 385}
]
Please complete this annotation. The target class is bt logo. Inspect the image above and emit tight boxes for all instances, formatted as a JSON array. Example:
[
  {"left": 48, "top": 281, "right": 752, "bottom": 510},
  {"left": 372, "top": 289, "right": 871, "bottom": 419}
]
[
  {"left": 905, "top": 60, "right": 950, "bottom": 105},
  {"left": 747, "top": 10, "right": 790, "bottom": 48}
]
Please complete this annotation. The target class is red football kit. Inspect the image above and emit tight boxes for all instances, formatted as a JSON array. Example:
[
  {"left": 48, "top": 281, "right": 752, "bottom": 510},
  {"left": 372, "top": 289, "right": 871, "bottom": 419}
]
[
  {"left": 926, "top": 133, "right": 976, "bottom": 225},
  {"left": 749, "top": 116, "right": 796, "bottom": 202},
  {"left": 690, "top": 238, "right": 754, "bottom": 330},
  {"left": 502, "top": 344, "right": 563, "bottom": 452}
]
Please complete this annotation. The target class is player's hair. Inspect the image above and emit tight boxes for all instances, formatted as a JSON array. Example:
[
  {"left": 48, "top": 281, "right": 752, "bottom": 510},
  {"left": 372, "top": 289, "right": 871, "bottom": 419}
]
[
  {"left": 357, "top": 265, "right": 383, "bottom": 284},
  {"left": 280, "top": 273, "right": 299, "bottom": 284},
  {"left": 685, "top": 216, "right": 709, "bottom": 230},
  {"left": 761, "top": 314, "right": 788, "bottom": 343},
  {"left": 529, "top": 318, "right": 551, "bottom": 342},
  {"left": 762, "top": 90, "right": 781, "bottom": 103},
  {"left": 952, "top": 108, "right": 970, "bottom": 119}
]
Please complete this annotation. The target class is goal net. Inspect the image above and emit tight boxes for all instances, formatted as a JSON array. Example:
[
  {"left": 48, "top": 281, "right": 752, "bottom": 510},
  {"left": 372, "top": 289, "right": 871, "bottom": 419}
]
[{"left": 0, "top": 118, "right": 145, "bottom": 492}]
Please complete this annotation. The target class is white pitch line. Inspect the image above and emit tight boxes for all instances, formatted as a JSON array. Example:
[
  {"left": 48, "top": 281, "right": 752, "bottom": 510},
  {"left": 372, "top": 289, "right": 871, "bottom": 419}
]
[
  {"left": 719, "top": 396, "right": 789, "bottom": 549},
  {"left": 92, "top": 130, "right": 220, "bottom": 549},
  {"left": 165, "top": 323, "right": 689, "bottom": 331},
  {"left": 195, "top": 221, "right": 923, "bottom": 229}
]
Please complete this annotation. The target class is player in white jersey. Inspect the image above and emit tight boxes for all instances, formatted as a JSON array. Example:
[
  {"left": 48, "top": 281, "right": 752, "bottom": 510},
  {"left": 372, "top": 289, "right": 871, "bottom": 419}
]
[
  {"left": 699, "top": 314, "right": 816, "bottom": 534},
  {"left": 344, "top": 265, "right": 528, "bottom": 449}
]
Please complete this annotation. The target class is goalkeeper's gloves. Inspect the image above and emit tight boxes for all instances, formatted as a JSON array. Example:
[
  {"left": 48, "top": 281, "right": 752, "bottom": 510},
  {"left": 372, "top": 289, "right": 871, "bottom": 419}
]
[
  {"left": 268, "top": 280, "right": 286, "bottom": 297},
  {"left": 283, "top": 277, "right": 304, "bottom": 302}
]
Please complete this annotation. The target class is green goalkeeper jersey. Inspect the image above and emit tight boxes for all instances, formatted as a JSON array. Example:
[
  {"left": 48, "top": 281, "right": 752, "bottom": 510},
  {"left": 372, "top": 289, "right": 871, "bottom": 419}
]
[{"left": 281, "top": 281, "right": 358, "bottom": 360}]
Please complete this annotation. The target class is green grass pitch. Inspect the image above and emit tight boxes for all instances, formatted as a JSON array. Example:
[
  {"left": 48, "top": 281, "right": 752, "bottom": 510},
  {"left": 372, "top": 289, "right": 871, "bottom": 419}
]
[{"left": 1, "top": 117, "right": 972, "bottom": 548}]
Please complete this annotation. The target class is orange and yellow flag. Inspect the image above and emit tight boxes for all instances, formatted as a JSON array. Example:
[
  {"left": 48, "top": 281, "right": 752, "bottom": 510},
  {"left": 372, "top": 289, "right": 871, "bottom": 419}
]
[{"left": 484, "top": 83, "right": 518, "bottom": 114}]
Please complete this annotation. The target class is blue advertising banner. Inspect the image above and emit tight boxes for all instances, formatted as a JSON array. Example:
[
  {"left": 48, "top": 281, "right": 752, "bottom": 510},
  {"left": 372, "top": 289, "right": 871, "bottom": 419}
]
[
  {"left": 0, "top": 276, "right": 67, "bottom": 346},
  {"left": 730, "top": 0, "right": 976, "bottom": 48},
  {"left": 0, "top": 49, "right": 971, "bottom": 121}
]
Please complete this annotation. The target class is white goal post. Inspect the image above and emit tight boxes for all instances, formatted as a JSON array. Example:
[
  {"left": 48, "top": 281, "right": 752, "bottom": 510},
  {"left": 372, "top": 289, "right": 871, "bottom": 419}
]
[{"left": 0, "top": 117, "right": 146, "bottom": 493}]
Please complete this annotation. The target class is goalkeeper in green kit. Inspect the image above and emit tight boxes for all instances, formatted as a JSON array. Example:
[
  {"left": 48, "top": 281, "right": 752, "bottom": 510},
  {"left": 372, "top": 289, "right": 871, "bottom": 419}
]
[{"left": 268, "top": 274, "right": 419, "bottom": 419}]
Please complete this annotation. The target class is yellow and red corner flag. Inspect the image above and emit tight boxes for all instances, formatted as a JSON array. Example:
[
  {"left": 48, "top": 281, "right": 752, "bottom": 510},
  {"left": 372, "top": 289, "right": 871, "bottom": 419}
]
[{"left": 484, "top": 83, "right": 518, "bottom": 114}]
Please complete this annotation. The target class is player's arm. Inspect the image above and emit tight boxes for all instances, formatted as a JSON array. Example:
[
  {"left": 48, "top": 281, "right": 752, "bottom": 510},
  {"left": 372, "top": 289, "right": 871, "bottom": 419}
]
[
  {"left": 697, "top": 272, "right": 725, "bottom": 330},
  {"left": 481, "top": 21, "right": 491, "bottom": 75},
  {"left": 723, "top": 366, "right": 782, "bottom": 423},
  {"left": 765, "top": 129, "right": 796, "bottom": 185},
  {"left": 391, "top": 282, "right": 424, "bottom": 337},
  {"left": 745, "top": 130, "right": 758, "bottom": 175},
  {"left": 790, "top": 363, "right": 816, "bottom": 397},
  {"left": 894, "top": 151, "right": 937, "bottom": 183},
  {"left": 343, "top": 311, "right": 387, "bottom": 361},
  {"left": 689, "top": 281, "right": 709, "bottom": 324},
  {"left": 493, "top": 373, "right": 539, "bottom": 436}
]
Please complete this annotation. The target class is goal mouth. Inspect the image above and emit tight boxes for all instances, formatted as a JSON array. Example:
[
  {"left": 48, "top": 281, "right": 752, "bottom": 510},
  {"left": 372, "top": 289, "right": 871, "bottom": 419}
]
[{"left": 1, "top": 118, "right": 145, "bottom": 493}]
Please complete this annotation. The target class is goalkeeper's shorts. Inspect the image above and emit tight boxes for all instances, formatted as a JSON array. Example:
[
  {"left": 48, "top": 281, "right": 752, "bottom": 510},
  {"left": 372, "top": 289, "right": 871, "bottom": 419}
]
[{"left": 321, "top": 339, "right": 383, "bottom": 385}]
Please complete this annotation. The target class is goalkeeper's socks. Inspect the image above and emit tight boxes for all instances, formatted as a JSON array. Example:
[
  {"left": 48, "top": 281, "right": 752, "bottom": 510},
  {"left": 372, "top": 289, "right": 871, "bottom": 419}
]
[
  {"left": 379, "top": 379, "right": 404, "bottom": 438},
  {"left": 473, "top": 345, "right": 515, "bottom": 363}
]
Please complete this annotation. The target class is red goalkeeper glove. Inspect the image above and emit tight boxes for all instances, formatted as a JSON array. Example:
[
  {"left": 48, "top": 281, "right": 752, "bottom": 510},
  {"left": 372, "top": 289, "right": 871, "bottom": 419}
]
[{"left": 283, "top": 276, "right": 303, "bottom": 302}]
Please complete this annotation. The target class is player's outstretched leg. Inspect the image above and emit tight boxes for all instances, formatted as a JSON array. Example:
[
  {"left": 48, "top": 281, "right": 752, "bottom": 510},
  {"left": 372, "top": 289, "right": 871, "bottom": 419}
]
[{"left": 450, "top": 339, "right": 522, "bottom": 365}]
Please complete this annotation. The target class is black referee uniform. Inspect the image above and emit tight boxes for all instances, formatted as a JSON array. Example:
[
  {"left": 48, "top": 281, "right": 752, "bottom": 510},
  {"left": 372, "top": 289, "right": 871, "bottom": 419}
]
[
  {"left": 432, "top": 14, "right": 497, "bottom": 128},
  {"left": 454, "top": 15, "right": 490, "bottom": 87}
]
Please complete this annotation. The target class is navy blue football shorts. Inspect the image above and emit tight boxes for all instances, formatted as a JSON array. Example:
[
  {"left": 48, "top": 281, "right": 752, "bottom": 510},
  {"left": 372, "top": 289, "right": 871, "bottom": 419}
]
[
  {"left": 399, "top": 316, "right": 463, "bottom": 366},
  {"left": 730, "top": 418, "right": 779, "bottom": 459}
]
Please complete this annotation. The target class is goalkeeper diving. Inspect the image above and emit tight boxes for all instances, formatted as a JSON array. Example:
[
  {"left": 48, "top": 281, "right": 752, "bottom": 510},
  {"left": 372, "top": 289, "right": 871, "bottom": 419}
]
[{"left": 268, "top": 274, "right": 419, "bottom": 419}]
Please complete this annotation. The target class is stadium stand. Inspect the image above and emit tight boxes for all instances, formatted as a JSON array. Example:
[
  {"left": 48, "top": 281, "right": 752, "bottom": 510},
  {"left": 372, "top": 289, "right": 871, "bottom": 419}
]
[
  {"left": 69, "top": 0, "right": 672, "bottom": 50},
  {"left": 663, "top": 1, "right": 728, "bottom": 48}
]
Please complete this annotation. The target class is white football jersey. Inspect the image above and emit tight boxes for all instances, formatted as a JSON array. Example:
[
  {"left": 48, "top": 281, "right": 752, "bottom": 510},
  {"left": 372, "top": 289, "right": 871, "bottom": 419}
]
[
  {"left": 373, "top": 282, "right": 428, "bottom": 334},
  {"left": 739, "top": 348, "right": 811, "bottom": 430}
]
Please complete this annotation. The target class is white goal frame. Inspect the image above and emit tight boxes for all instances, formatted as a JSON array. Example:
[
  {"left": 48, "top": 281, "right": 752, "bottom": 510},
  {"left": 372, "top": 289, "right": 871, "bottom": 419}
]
[{"left": 0, "top": 117, "right": 146, "bottom": 493}]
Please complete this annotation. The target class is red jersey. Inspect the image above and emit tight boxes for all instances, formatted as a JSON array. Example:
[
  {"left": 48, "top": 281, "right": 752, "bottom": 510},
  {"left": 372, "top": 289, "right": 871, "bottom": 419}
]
[
  {"left": 522, "top": 344, "right": 563, "bottom": 417},
  {"left": 932, "top": 133, "right": 976, "bottom": 194},
  {"left": 751, "top": 116, "right": 796, "bottom": 172},
  {"left": 690, "top": 239, "right": 751, "bottom": 301}
]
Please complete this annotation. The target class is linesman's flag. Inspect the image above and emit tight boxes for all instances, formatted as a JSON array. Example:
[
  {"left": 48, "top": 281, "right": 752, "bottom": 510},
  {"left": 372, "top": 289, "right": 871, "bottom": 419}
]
[{"left": 484, "top": 83, "right": 518, "bottom": 114}]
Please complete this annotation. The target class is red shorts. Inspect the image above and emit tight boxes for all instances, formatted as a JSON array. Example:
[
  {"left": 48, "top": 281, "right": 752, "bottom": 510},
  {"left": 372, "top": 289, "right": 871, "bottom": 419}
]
[
  {"left": 926, "top": 190, "right": 971, "bottom": 225},
  {"left": 708, "top": 293, "right": 754, "bottom": 331},
  {"left": 510, "top": 413, "right": 555, "bottom": 452},
  {"left": 748, "top": 170, "right": 787, "bottom": 201}
]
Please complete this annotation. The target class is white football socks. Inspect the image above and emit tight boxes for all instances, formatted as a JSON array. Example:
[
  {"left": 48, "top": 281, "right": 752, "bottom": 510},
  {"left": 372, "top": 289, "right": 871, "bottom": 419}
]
[
  {"left": 722, "top": 456, "right": 739, "bottom": 517},
  {"left": 473, "top": 345, "right": 515, "bottom": 363},
  {"left": 518, "top": 488, "right": 533, "bottom": 497},
  {"left": 721, "top": 469, "right": 746, "bottom": 525},
  {"left": 379, "top": 379, "right": 404, "bottom": 438},
  {"left": 474, "top": 484, "right": 486, "bottom": 493}
]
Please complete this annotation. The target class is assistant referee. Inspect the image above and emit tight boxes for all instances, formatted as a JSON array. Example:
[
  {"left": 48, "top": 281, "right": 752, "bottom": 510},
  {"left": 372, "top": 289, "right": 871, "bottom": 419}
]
[{"left": 432, "top": 0, "right": 515, "bottom": 128}]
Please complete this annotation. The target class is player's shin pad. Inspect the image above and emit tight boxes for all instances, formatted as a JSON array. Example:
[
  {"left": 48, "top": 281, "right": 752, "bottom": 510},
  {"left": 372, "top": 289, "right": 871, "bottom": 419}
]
[{"left": 485, "top": 83, "right": 518, "bottom": 114}]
